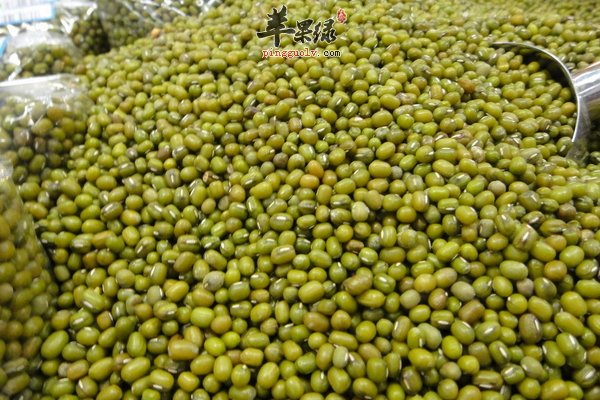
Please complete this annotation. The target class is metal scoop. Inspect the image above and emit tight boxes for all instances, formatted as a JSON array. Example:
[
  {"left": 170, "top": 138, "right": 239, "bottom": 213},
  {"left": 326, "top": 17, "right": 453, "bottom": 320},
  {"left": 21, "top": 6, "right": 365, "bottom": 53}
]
[{"left": 492, "top": 42, "right": 600, "bottom": 163}]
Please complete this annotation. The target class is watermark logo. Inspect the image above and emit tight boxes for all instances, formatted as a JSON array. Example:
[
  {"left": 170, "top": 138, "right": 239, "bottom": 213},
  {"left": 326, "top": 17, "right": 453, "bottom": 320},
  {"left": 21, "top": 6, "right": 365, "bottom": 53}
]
[
  {"left": 256, "top": 5, "right": 346, "bottom": 48},
  {"left": 336, "top": 9, "right": 347, "bottom": 24},
  {"left": 261, "top": 47, "right": 319, "bottom": 59},
  {"left": 261, "top": 47, "right": 342, "bottom": 59}
]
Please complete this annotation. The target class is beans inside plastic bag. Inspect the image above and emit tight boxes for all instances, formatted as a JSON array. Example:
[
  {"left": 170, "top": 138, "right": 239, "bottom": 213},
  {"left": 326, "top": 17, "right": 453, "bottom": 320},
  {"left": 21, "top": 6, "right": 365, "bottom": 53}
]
[
  {"left": 0, "top": 74, "right": 92, "bottom": 185},
  {"left": 0, "top": 156, "right": 57, "bottom": 400},
  {"left": 97, "top": 0, "right": 223, "bottom": 47},
  {"left": 0, "top": 0, "right": 108, "bottom": 56},
  {"left": 0, "top": 31, "right": 83, "bottom": 81}
]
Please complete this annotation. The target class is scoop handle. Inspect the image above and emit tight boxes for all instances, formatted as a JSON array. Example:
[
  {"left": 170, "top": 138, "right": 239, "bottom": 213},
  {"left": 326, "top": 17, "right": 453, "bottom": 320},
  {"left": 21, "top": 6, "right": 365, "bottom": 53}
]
[{"left": 573, "top": 61, "right": 600, "bottom": 121}]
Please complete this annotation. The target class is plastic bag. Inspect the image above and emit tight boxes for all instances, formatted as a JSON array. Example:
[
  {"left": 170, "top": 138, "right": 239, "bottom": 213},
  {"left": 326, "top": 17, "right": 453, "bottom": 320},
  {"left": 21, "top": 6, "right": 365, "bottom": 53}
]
[
  {"left": 97, "top": 0, "right": 222, "bottom": 47},
  {"left": 0, "top": 74, "right": 92, "bottom": 185},
  {"left": 55, "top": 0, "right": 110, "bottom": 55},
  {"left": 0, "top": 0, "right": 108, "bottom": 55},
  {"left": 0, "top": 31, "right": 82, "bottom": 81},
  {"left": 0, "top": 156, "right": 57, "bottom": 400}
]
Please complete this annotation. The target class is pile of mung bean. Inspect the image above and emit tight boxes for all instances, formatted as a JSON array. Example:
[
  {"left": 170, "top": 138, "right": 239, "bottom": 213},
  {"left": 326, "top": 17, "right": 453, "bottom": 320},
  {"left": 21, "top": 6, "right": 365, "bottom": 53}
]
[{"left": 2, "top": 0, "right": 600, "bottom": 399}]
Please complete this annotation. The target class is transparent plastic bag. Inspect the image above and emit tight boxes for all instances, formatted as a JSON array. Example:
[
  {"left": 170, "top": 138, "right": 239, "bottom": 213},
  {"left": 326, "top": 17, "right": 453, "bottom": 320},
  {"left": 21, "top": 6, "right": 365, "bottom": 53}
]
[
  {"left": 0, "top": 0, "right": 108, "bottom": 55},
  {"left": 97, "top": 0, "right": 222, "bottom": 47},
  {"left": 0, "top": 74, "right": 92, "bottom": 185},
  {"left": 55, "top": 0, "right": 110, "bottom": 55},
  {"left": 0, "top": 157, "right": 56, "bottom": 400},
  {"left": 0, "top": 31, "right": 82, "bottom": 81}
]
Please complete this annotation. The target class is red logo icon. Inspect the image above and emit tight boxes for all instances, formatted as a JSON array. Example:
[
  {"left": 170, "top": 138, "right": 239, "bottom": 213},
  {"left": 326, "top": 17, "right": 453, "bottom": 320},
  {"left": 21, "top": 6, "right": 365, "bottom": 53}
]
[{"left": 337, "top": 9, "right": 347, "bottom": 24}]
